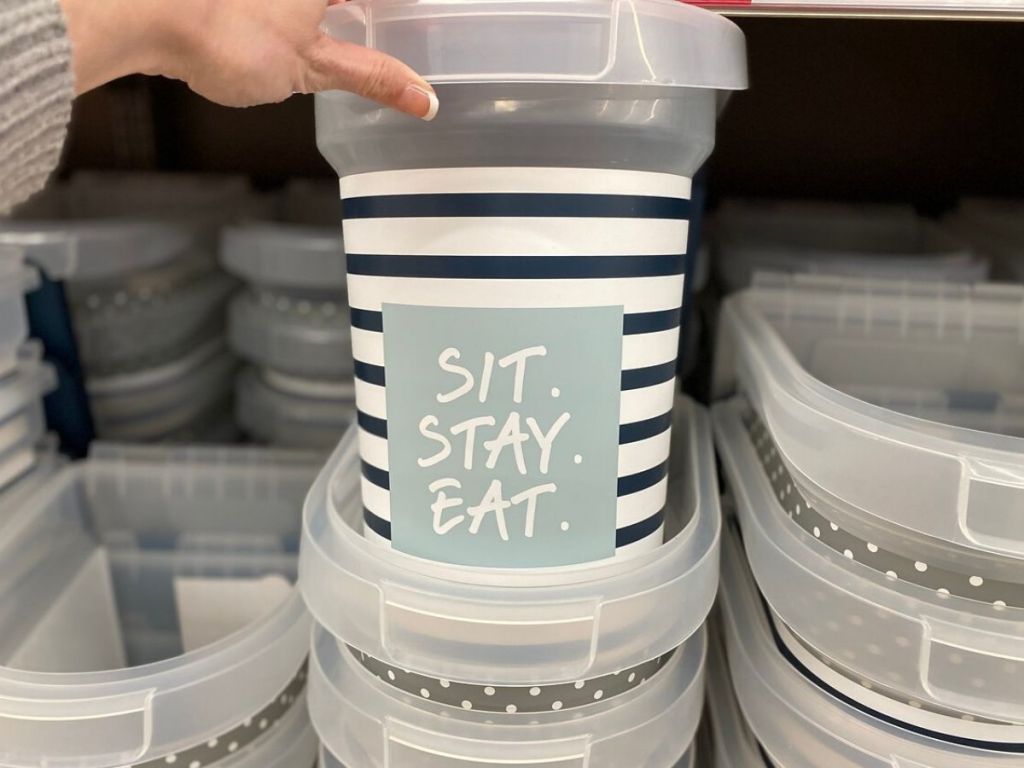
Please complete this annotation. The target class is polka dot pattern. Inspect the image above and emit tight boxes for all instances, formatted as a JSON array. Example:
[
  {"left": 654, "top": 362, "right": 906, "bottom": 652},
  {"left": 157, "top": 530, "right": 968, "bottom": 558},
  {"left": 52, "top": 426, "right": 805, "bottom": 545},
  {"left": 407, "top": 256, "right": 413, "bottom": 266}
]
[
  {"left": 133, "top": 662, "right": 308, "bottom": 768},
  {"left": 746, "top": 413, "right": 1024, "bottom": 610},
  {"left": 351, "top": 647, "right": 675, "bottom": 714}
]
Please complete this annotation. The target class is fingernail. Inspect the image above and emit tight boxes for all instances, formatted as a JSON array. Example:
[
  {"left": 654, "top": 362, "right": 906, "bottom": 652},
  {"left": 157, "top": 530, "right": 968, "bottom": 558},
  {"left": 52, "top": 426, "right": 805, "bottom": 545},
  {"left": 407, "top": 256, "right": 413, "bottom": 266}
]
[{"left": 403, "top": 83, "right": 439, "bottom": 121}]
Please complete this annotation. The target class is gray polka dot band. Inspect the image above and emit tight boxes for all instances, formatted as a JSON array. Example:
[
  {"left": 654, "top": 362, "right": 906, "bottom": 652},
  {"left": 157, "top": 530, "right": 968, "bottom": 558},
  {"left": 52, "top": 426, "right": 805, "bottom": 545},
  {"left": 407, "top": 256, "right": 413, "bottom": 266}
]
[
  {"left": 133, "top": 662, "right": 308, "bottom": 768},
  {"left": 350, "top": 647, "right": 676, "bottom": 714},
  {"left": 745, "top": 411, "right": 1024, "bottom": 611}
]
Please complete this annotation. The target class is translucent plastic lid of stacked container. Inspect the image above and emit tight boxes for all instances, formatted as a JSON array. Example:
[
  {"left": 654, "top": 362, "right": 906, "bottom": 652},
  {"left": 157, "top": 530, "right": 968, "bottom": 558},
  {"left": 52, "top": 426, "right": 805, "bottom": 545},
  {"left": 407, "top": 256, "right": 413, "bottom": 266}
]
[
  {"left": 0, "top": 347, "right": 56, "bottom": 493},
  {"left": 713, "top": 201, "right": 987, "bottom": 291},
  {"left": 0, "top": 444, "right": 321, "bottom": 768},
  {"left": 713, "top": 275, "right": 1024, "bottom": 566},
  {"left": 718, "top": 521, "right": 1024, "bottom": 767},
  {"left": 0, "top": 248, "right": 37, "bottom": 379},
  {"left": 714, "top": 397, "right": 1024, "bottom": 725},
  {"left": 310, "top": 622, "right": 706, "bottom": 768},
  {"left": 299, "top": 396, "right": 719, "bottom": 688}
]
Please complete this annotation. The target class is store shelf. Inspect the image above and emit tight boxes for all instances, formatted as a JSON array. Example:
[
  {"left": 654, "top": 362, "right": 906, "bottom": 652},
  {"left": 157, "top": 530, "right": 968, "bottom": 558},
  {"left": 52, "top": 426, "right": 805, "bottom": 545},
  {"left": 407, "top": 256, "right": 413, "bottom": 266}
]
[{"left": 691, "top": 1, "right": 1024, "bottom": 20}]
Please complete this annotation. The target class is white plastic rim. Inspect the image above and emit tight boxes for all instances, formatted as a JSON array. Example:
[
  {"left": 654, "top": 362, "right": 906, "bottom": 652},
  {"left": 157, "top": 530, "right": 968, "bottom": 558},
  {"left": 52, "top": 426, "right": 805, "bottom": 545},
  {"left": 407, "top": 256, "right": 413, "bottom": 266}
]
[
  {"left": 713, "top": 398, "right": 1024, "bottom": 724},
  {"left": 298, "top": 395, "right": 720, "bottom": 686},
  {"left": 308, "top": 621, "right": 706, "bottom": 768},
  {"left": 0, "top": 457, "right": 315, "bottom": 768},
  {"left": 718, "top": 524, "right": 1024, "bottom": 768},
  {"left": 714, "top": 277, "right": 1024, "bottom": 561},
  {"left": 221, "top": 223, "right": 346, "bottom": 290},
  {"left": 321, "top": 0, "right": 747, "bottom": 90}
]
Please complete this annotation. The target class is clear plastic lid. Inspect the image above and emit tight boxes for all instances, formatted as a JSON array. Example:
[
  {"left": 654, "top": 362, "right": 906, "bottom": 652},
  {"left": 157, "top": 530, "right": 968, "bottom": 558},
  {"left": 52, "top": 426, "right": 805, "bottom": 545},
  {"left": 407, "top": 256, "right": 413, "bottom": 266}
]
[
  {"left": 221, "top": 224, "right": 346, "bottom": 290},
  {"left": 713, "top": 275, "right": 1024, "bottom": 564},
  {"left": 719, "top": 522, "right": 1024, "bottom": 768},
  {"left": 308, "top": 622, "right": 706, "bottom": 768},
  {"left": 298, "top": 395, "right": 720, "bottom": 686},
  {"left": 714, "top": 397, "right": 1024, "bottom": 725},
  {"left": 0, "top": 444, "right": 321, "bottom": 767},
  {"left": 321, "top": 0, "right": 747, "bottom": 90}
]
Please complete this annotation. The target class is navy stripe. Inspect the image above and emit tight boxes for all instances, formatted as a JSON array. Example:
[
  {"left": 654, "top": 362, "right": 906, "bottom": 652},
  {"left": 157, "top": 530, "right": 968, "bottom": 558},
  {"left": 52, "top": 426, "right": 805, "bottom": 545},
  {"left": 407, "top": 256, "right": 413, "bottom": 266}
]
[
  {"left": 346, "top": 253, "right": 685, "bottom": 280},
  {"left": 361, "top": 460, "right": 390, "bottom": 490},
  {"left": 621, "top": 361, "right": 677, "bottom": 391},
  {"left": 357, "top": 410, "right": 388, "bottom": 439},
  {"left": 364, "top": 508, "right": 392, "bottom": 539},
  {"left": 343, "top": 193, "right": 691, "bottom": 221},
  {"left": 616, "top": 508, "right": 666, "bottom": 547},
  {"left": 350, "top": 308, "right": 682, "bottom": 337},
  {"left": 622, "top": 308, "right": 682, "bottom": 335},
  {"left": 354, "top": 361, "right": 386, "bottom": 387},
  {"left": 761, "top": 595, "right": 1024, "bottom": 753},
  {"left": 618, "top": 461, "right": 668, "bottom": 497},
  {"left": 350, "top": 308, "right": 383, "bottom": 332},
  {"left": 619, "top": 411, "right": 673, "bottom": 444}
]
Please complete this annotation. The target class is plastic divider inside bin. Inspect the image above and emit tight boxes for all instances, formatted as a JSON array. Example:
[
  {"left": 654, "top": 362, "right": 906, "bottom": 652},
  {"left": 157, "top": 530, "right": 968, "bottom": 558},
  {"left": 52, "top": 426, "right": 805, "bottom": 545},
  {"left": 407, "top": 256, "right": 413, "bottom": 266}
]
[
  {"left": 714, "top": 398, "right": 1024, "bottom": 724},
  {"left": 713, "top": 276, "right": 1024, "bottom": 564},
  {"left": 299, "top": 395, "right": 720, "bottom": 686},
  {"left": 718, "top": 521, "right": 1024, "bottom": 768},
  {"left": 310, "top": 623, "right": 706, "bottom": 768},
  {"left": 0, "top": 445, "right": 321, "bottom": 767}
]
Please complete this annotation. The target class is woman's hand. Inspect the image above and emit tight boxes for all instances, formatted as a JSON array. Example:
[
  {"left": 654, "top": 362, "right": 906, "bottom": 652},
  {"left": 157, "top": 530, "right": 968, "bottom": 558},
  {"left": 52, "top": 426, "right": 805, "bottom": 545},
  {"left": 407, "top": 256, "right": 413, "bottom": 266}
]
[{"left": 60, "top": 0, "right": 438, "bottom": 119}]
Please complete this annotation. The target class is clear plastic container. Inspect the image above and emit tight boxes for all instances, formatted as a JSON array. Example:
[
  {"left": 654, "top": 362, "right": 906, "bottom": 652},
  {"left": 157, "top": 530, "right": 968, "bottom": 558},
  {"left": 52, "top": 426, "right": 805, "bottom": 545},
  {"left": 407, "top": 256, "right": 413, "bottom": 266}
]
[
  {"left": 713, "top": 275, "right": 1024, "bottom": 568},
  {"left": 718, "top": 521, "right": 1024, "bottom": 767},
  {"left": 0, "top": 248, "right": 37, "bottom": 379},
  {"left": 713, "top": 200, "right": 988, "bottom": 292},
  {"left": 705, "top": 627, "right": 769, "bottom": 768},
  {"left": 309, "top": 622, "right": 706, "bottom": 768},
  {"left": 714, "top": 397, "right": 1024, "bottom": 724},
  {"left": 316, "top": 0, "right": 745, "bottom": 569},
  {"left": 88, "top": 339, "right": 238, "bottom": 441},
  {"left": 236, "top": 367, "right": 355, "bottom": 449},
  {"left": 0, "top": 349, "right": 56, "bottom": 494},
  {"left": 0, "top": 443, "right": 322, "bottom": 768},
  {"left": 299, "top": 395, "right": 720, "bottom": 687},
  {"left": 221, "top": 223, "right": 346, "bottom": 291},
  {"left": 228, "top": 288, "right": 353, "bottom": 379},
  {"left": 946, "top": 198, "right": 1024, "bottom": 283}
]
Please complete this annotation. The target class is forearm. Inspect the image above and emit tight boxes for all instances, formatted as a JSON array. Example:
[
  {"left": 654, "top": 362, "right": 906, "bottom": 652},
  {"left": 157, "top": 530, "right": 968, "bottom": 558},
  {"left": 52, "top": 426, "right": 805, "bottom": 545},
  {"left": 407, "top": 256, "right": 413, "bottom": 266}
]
[{"left": 0, "top": 0, "right": 74, "bottom": 214}]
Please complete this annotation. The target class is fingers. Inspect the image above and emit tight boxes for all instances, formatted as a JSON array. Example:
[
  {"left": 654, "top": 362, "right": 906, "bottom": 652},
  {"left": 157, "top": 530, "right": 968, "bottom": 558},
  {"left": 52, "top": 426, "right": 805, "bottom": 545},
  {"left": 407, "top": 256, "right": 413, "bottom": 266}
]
[{"left": 302, "top": 36, "right": 438, "bottom": 120}]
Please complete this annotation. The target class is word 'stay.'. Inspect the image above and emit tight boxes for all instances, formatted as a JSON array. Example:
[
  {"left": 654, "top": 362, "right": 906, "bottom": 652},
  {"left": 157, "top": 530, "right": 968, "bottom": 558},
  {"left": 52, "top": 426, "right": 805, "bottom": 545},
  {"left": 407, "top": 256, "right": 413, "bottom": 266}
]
[{"left": 384, "top": 304, "right": 623, "bottom": 567}]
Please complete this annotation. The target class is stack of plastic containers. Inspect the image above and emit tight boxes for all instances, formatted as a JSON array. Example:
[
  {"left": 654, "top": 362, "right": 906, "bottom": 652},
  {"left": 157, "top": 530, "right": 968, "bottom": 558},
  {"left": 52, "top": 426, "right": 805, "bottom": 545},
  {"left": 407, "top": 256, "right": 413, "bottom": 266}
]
[
  {"left": 0, "top": 176, "right": 243, "bottom": 441},
  {"left": 0, "top": 443, "right": 322, "bottom": 768},
  {"left": 221, "top": 181, "right": 355, "bottom": 450},
  {"left": 713, "top": 200, "right": 989, "bottom": 292},
  {"left": 946, "top": 199, "right": 1024, "bottom": 284},
  {"left": 0, "top": 247, "right": 57, "bottom": 500},
  {"left": 712, "top": 275, "right": 1024, "bottom": 766},
  {"left": 297, "top": 1, "right": 745, "bottom": 764}
]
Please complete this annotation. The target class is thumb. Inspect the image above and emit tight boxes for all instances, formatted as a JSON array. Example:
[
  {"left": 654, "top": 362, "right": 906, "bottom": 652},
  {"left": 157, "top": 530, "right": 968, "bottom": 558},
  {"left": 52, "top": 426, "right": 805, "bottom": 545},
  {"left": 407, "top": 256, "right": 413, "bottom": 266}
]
[{"left": 301, "top": 36, "right": 439, "bottom": 120}]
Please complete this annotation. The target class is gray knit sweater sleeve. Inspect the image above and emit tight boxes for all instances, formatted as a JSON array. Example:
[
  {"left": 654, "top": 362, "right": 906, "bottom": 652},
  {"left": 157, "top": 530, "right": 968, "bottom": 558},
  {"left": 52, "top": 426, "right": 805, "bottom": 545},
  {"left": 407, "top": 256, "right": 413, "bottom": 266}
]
[{"left": 0, "top": 0, "right": 74, "bottom": 214}]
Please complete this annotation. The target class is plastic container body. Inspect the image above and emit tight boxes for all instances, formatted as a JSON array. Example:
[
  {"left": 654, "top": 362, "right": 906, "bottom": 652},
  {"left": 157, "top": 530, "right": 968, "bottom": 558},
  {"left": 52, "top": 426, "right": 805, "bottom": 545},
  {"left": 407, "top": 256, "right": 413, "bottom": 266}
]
[
  {"left": 713, "top": 200, "right": 987, "bottom": 292},
  {"left": 0, "top": 250, "right": 36, "bottom": 379},
  {"left": 299, "top": 396, "right": 720, "bottom": 687},
  {"left": 0, "top": 353, "right": 56, "bottom": 493},
  {"left": 713, "top": 276, "right": 1024, "bottom": 569},
  {"left": 705, "top": 630, "right": 769, "bottom": 768},
  {"left": 309, "top": 622, "right": 706, "bottom": 768},
  {"left": 236, "top": 367, "right": 355, "bottom": 449},
  {"left": 714, "top": 398, "right": 1024, "bottom": 724},
  {"left": 718, "top": 522, "right": 1024, "bottom": 768},
  {"left": 0, "top": 444, "right": 322, "bottom": 768},
  {"left": 315, "top": 0, "right": 744, "bottom": 568}
]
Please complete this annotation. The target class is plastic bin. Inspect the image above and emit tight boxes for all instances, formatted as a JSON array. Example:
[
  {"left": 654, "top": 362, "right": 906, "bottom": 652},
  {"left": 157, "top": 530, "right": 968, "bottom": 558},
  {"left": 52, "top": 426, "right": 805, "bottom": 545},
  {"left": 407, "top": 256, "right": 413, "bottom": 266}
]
[
  {"left": 236, "top": 367, "right": 355, "bottom": 449},
  {"left": 88, "top": 339, "right": 238, "bottom": 441},
  {"left": 713, "top": 200, "right": 988, "bottom": 292},
  {"left": 310, "top": 622, "right": 706, "bottom": 768},
  {"left": 718, "top": 521, "right": 1024, "bottom": 767},
  {"left": 228, "top": 287, "right": 352, "bottom": 380},
  {"left": 705, "top": 627, "right": 770, "bottom": 768},
  {"left": 0, "top": 350, "right": 56, "bottom": 494},
  {"left": 299, "top": 396, "right": 720, "bottom": 689},
  {"left": 713, "top": 276, "right": 1024, "bottom": 569},
  {"left": 0, "top": 249, "right": 37, "bottom": 379},
  {"left": 316, "top": 0, "right": 745, "bottom": 568},
  {"left": 0, "top": 443, "right": 322, "bottom": 768},
  {"left": 221, "top": 223, "right": 346, "bottom": 292},
  {"left": 714, "top": 397, "right": 1024, "bottom": 724}
]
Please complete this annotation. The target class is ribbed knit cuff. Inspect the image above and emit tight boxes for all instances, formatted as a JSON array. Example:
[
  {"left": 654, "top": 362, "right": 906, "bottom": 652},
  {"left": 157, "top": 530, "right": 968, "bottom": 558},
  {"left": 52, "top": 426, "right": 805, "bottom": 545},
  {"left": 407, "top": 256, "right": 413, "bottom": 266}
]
[{"left": 0, "top": 0, "right": 74, "bottom": 214}]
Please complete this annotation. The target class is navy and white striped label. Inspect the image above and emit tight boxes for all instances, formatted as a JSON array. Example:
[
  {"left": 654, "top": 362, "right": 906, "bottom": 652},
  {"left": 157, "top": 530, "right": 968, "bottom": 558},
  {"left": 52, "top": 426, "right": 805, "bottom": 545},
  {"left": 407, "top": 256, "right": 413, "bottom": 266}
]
[{"left": 343, "top": 168, "right": 687, "bottom": 567}]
